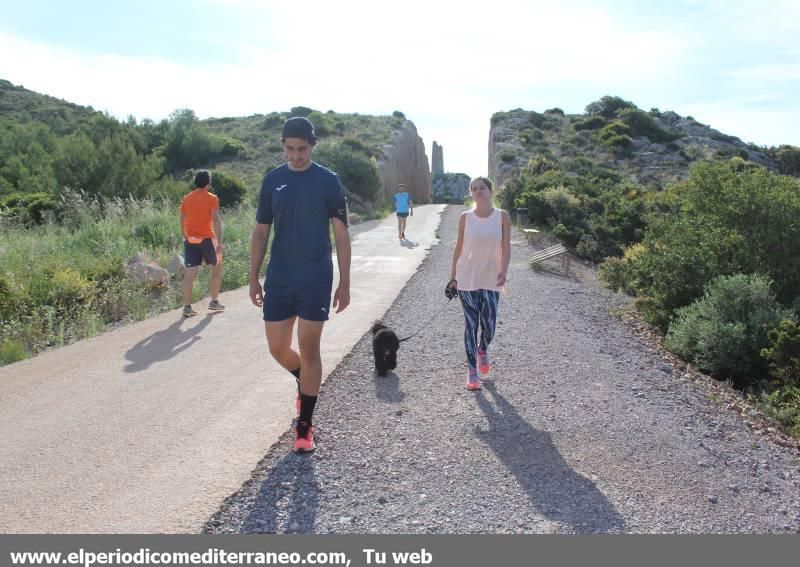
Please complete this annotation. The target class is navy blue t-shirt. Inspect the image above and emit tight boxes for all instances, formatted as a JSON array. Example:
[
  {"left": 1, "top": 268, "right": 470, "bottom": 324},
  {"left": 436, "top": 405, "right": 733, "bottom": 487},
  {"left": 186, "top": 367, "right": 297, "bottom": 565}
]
[{"left": 256, "top": 162, "right": 347, "bottom": 287}]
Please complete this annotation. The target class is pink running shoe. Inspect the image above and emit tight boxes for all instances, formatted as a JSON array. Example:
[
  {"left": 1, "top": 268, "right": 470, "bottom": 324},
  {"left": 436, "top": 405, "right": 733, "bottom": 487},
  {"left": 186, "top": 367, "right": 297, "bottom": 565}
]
[
  {"left": 478, "top": 348, "right": 491, "bottom": 374},
  {"left": 293, "top": 421, "right": 315, "bottom": 453},
  {"left": 466, "top": 368, "right": 481, "bottom": 390}
]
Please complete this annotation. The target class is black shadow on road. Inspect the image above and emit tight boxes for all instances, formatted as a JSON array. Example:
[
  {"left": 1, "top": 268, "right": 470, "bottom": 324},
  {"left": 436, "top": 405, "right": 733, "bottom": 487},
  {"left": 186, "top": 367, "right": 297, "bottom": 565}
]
[
  {"left": 237, "top": 453, "right": 320, "bottom": 533},
  {"left": 373, "top": 370, "right": 407, "bottom": 403},
  {"left": 400, "top": 239, "right": 420, "bottom": 249},
  {"left": 475, "top": 381, "right": 625, "bottom": 533},
  {"left": 124, "top": 314, "right": 213, "bottom": 373}
]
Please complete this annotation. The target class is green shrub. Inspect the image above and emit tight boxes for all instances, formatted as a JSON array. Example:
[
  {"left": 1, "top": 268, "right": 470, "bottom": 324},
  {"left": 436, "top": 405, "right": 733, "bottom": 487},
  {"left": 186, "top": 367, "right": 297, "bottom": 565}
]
[
  {"left": 218, "top": 136, "right": 246, "bottom": 157},
  {"left": 313, "top": 143, "right": 381, "bottom": 201},
  {"left": 518, "top": 128, "right": 544, "bottom": 146},
  {"left": 617, "top": 108, "right": 680, "bottom": 143},
  {"left": 0, "top": 340, "right": 27, "bottom": 364},
  {"left": 553, "top": 223, "right": 574, "bottom": 243},
  {"left": 262, "top": 113, "right": 285, "bottom": 129},
  {"left": 306, "top": 111, "right": 333, "bottom": 137},
  {"left": 633, "top": 161, "right": 800, "bottom": 328},
  {"left": 757, "top": 384, "right": 800, "bottom": 436},
  {"left": 392, "top": 110, "right": 405, "bottom": 119},
  {"left": 0, "top": 274, "right": 22, "bottom": 320},
  {"left": 211, "top": 170, "right": 247, "bottom": 208},
  {"left": 545, "top": 107, "right": 565, "bottom": 116},
  {"left": 576, "top": 235, "right": 599, "bottom": 259},
  {"left": 162, "top": 109, "right": 244, "bottom": 170},
  {"left": 132, "top": 217, "right": 177, "bottom": 249},
  {"left": 665, "top": 274, "right": 793, "bottom": 385},
  {"left": 602, "top": 135, "right": 633, "bottom": 150},
  {"left": 499, "top": 151, "right": 515, "bottom": 163},
  {"left": 0, "top": 192, "right": 58, "bottom": 224},
  {"left": 573, "top": 116, "right": 606, "bottom": 131},
  {"left": 598, "top": 256, "right": 628, "bottom": 291},
  {"left": 599, "top": 120, "right": 631, "bottom": 141},
  {"left": 761, "top": 318, "right": 800, "bottom": 385}
]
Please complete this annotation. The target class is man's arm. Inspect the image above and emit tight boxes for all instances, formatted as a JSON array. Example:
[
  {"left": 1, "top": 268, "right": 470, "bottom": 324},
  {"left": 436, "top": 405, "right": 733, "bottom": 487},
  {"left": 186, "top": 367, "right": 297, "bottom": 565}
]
[
  {"left": 212, "top": 209, "right": 224, "bottom": 251},
  {"left": 249, "top": 223, "right": 271, "bottom": 306},
  {"left": 180, "top": 212, "right": 187, "bottom": 241},
  {"left": 331, "top": 218, "right": 351, "bottom": 313}
]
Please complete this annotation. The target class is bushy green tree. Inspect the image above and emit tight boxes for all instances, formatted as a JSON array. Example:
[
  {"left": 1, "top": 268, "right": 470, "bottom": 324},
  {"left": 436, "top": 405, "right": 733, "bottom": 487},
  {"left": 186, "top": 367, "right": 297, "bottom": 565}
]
[
  {"left": 499, "top": 157, "right": 651, "bottom": 259},
  {"left": 313, "top": 142, "right": 381, "bottom": 201},
  {"left": 665, "top": 274, "right": 792, "bottom": 385},
  {"left": 289, "top": 106, "right": 313, "bottom": 117},
  {"left": 161, "top": 109, "right": 244, "bottom": 171},
  {"left": 771, "top": 145, "right": 800, "bottom": 177},
  {"left": 621, "top": 161, "right": 800, "bottom": 329},
  {"left": 210, "top": 170, "right": 247, "bottom": 208},
  {"left": 585, "top": 95, "right": 637, "bottom": 118}
]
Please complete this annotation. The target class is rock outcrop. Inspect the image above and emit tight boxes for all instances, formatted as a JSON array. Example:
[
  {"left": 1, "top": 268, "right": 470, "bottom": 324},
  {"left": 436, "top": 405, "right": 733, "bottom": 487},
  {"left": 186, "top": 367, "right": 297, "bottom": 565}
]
[
  {"left": 377, "top": 121, "right": 432, "bottom": 204},
  {"left": 431, "top": 141, "right": 444, "bottom": 175},
  {"left": 127, "top": 253, "right": 168, "bottom": 288},
  {"left": 488, "top": 106, "right": 780, "bottom": 189},
  {"left": 432, "top": 172, "right": 470, "bottom": 203}
]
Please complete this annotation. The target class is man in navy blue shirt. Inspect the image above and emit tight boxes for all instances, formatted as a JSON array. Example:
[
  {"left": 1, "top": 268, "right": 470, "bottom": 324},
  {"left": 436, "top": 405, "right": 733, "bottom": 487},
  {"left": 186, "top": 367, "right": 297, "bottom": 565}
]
[{"left": 248, "top": 116, "right": 351, "bottom": 453}]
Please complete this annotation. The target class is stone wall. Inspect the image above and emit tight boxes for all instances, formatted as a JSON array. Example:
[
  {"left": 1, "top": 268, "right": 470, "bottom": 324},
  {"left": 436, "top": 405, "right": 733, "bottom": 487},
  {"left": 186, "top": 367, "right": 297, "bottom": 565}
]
[{"left": 377, "top": 121, "right": 432, "bottom": 204}]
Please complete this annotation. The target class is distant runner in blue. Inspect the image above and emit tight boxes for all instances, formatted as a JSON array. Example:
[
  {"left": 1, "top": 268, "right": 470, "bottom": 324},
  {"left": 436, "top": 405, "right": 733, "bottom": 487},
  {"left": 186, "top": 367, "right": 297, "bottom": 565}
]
[
  {"left": 248, "top": 116, "right": 351, "bottom": 454},
  {"left": 394, "top": 183, "right": 414, "bottom": 240}
]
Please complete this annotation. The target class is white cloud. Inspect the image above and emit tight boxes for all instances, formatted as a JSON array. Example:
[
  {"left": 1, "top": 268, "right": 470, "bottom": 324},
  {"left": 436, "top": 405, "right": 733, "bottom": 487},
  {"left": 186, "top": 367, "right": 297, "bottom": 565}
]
[
  {"left": 1, "top": 0, "right": 798, "bottom": 176},
  {"left": 681, "top": 98, "right": 800, "bottom": 148}
]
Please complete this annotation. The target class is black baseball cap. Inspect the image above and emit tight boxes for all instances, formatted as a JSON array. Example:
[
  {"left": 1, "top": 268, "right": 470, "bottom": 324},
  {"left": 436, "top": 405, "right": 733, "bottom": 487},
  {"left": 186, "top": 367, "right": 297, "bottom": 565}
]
[{"left": 282, "top": 116, "right": 317, "bottom": 145}]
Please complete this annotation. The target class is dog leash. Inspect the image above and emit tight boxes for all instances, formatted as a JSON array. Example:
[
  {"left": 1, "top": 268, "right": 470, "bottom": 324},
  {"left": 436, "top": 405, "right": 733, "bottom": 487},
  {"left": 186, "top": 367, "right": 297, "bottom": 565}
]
[{"left": 398, "top": 295, "right": 456, "bottom": 343}]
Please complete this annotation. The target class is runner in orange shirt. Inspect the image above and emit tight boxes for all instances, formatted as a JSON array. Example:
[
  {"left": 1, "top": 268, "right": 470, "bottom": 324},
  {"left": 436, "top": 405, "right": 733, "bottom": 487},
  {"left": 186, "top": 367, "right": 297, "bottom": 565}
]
[{"left": 179, "top": 170, "right": 225, "bottom": 317}]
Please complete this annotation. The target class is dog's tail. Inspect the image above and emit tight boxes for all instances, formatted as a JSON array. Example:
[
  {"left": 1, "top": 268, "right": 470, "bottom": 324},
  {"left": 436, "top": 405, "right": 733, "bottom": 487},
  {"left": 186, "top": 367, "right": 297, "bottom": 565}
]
[{"left": 371, "top": 320, "right": 387, "bottom": 334}]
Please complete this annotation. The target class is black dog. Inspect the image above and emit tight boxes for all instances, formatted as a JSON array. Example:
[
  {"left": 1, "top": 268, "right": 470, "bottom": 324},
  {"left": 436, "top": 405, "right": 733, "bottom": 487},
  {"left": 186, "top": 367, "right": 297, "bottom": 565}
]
[{"left": 371, "top": 321, "right": 400, "bottom": 377}]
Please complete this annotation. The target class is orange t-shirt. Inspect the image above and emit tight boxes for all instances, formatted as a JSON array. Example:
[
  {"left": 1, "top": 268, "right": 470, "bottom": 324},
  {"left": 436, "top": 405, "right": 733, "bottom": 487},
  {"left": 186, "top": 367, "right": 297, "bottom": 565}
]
[{"left": 180, "top": 189, "right": 219, "bottom": 242}]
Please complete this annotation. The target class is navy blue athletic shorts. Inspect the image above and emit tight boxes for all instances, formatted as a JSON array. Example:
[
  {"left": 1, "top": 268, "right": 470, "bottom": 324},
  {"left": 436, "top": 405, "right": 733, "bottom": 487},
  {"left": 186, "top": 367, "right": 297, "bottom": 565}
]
[
  {"left": 184, "top": 237, "right": 218, "bottom": 267},
  {"left": 396, "top": 212, "right": 409, "bottom": 218},
  {"left": 263, "top": 281, "right": 333, "bottom": 322}
]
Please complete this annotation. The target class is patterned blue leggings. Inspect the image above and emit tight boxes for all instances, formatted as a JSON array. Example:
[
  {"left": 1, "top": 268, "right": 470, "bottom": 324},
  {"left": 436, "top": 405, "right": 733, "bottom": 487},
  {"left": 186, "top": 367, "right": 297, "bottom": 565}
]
[{"left": 458, "top": 289, "right": 500, "bottom": 370}]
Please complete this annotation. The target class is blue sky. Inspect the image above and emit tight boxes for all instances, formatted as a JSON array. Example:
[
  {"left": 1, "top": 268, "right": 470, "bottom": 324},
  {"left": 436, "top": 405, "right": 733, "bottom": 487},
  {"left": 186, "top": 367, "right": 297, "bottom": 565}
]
[{"left": 1, "top": 0, "right": 798, "bottom": 177}]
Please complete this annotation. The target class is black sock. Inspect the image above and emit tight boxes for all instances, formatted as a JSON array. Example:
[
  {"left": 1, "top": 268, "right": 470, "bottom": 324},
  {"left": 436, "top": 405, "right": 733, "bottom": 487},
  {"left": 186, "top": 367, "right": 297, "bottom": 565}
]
[
  {"left": 298, "top": 393, "right": 318, "bottom": 432},
  {"left": 290, "top": 368, "right": 301, "bottom": 394}
]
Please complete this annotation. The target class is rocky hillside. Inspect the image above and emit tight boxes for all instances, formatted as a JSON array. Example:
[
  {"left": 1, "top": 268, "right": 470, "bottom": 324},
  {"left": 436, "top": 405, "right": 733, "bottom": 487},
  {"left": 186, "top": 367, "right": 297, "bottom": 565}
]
[
  {"left": 0, "top": 80, "right": 432, "bottom": 207},
  {"left": 488, "top": 96, "right": 789, "bottom": 189},
  {"left": 204, "top": 109, "right": 431, "bottom": 205}
]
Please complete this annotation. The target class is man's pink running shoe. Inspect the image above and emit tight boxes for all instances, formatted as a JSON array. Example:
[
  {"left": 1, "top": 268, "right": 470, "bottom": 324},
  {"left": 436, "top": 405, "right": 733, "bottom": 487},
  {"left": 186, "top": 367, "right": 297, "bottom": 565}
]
[
  {"left": 466, "top": 369, "right": 481, "bottom": 390},
  {"left": 293, "top": 421, "right": 315, "bottom": 453},
  {"left": 478, "top": 348, "right": 491, "bottom": 374}
]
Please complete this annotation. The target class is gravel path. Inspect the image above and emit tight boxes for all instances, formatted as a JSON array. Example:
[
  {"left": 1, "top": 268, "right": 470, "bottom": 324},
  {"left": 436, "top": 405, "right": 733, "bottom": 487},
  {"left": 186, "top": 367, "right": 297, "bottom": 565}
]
[{"left": 205, "top": 205, "right": 800, "bottom": 534}]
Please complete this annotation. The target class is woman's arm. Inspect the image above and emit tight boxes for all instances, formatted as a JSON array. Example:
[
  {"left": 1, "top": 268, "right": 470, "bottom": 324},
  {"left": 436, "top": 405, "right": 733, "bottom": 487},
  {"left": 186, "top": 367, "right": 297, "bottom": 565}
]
[
  {"left": 498, "top": 210, "right": 511, "bottom": 286},
  {"left": 450, "top": 212, "right": 467, "bottom": 285}
]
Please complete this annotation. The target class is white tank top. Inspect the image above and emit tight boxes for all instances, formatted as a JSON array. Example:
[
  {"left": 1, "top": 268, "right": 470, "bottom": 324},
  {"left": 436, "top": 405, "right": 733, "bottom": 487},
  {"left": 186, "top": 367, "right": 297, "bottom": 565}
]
[{"left": 456, "top": 209, "right": 503, "bottom": 292}]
